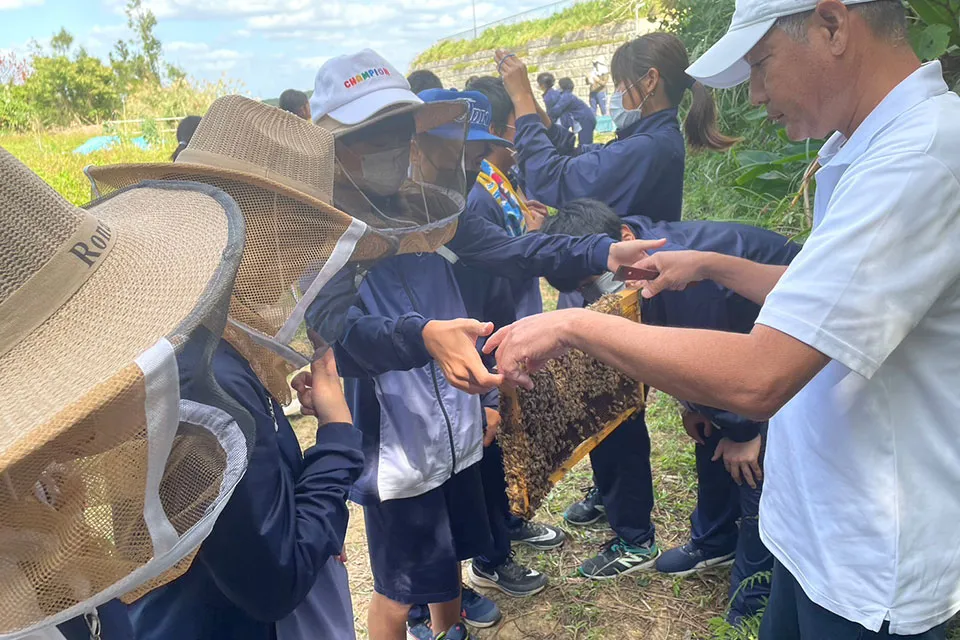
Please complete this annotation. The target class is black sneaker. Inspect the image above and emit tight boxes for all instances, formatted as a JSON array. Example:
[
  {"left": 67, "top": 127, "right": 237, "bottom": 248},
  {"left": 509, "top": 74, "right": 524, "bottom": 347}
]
[
  {"left": 563, "top": 486, "right": 606, "bottom": 526},
  {"left": 507, "top": 520, "right": 566, "bottom": 550},
  {"left": 655, "top": 541, "right": 735, "bottom": 577},
  {"left": 578, "top": 537, "right": 661, "bottom": 580},
  {"left": 469, "top": 553, "right": 548, "bottom": 597}
]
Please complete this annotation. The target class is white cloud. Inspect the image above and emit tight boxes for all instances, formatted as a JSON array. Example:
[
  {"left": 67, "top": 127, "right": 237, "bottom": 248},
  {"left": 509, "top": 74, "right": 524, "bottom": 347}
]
[
  {"left": 0, "top": 0, "right": 43, "bottom": 9},
  {"left": 165, "top": 41, "right": 252, "bottom": 72}
]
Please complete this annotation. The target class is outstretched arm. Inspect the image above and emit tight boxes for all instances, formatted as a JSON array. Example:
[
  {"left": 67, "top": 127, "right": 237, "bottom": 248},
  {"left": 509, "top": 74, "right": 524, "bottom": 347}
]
[
  {"left": 635, "top": 250, "right": 788, "bottom": 306},
  {"left": 483, "top": 309, "right": 828, "bottom": 421}
]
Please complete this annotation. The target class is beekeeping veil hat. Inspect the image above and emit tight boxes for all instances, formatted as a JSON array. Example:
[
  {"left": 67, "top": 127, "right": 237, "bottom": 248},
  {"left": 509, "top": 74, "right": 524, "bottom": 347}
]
[
  {"left": 87, "top": 93, "right": 469, "bottom": 403},
  {"left": 0, "top": 148, "right": 250, "bottom": 636}
]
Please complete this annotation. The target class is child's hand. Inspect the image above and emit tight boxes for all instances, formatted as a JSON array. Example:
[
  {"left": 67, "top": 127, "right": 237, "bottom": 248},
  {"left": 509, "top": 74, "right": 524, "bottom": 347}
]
[
  {"left": 712, "top": 435, "right": 763, "bottom": 489},
  {"left": 290, "top": 350, "right": 352, "bottom": 427},
  {"left": 423, "top": 319, "right": 504, "bottom": 394},
  {"left": 524, "top": 200, "right": 548, "bottom": 231},
  {"left": 483, "top": 408, "right": 501, "bottom": 447},
  {"left": 495, "top": 50, "right": 538, "bottom": 117}
]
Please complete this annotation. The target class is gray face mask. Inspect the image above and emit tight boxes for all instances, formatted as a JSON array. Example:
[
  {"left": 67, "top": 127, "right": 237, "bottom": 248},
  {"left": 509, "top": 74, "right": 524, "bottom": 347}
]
[
  {"left": 358, "top": 147, "right": 410, "bottom": 196},
  {"left": 580, "top": 271, "right": 626, "bottom": 305}
]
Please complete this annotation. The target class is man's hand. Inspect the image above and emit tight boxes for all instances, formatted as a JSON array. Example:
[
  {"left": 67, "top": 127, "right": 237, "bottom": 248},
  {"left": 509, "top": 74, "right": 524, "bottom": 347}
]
[
  {"left": 607, "top": 239, "right": 668, "bottom": 274},
  {"left": 290, "top": 350, "right": 352, "bottom": 426},
  {"left": 495, "top": 50, "right": 538, "bottom": 117},
  {"left": 680, "top": 408, "right": 713, "bottom": 446},
  {"left": 628, "top": 250, "right": 710, "bottom": 299},
  {"left": 524, "top": 200, "right": 548, "bottom": 231},
  {"left": 712, "top": 435, "right": 763, "bottom": 489},
  {"left": 483, "top": 407, "right": 501, "bottom": 447},
  {"left": 483, "top": 308, "right": 587, "bottom": 390},
  {"left": 423, "top": 319, "right": 504, "bottom": 394}
]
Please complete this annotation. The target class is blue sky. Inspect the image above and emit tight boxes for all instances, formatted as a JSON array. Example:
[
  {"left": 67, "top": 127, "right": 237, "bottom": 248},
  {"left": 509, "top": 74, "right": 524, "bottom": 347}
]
[{"left": 0, "top": 0, "right": 552, "bottom": 99}]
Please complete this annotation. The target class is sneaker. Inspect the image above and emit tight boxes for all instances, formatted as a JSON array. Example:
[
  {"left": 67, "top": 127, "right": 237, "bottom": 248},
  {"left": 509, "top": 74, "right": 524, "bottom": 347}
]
[
  {"left": 655, "top": 541, "right": 735, "bottom": 577},
  {"left": 564, "top": 486, "right": 606, "bottom": 526},
  {"left": 460, "top": 586, "right": 502, "bottom": 628},
  {"left": 469, "top": 553, "right": 548, "bottom": 597},
  {"left": 507, "top": 520, "right": 566, "bottom": 550},
  {"left": 436, "top": 623, "right": 473, "bottom": 640},
  {"left": 406, "top": 621, "right": 433, "bottom": 640},
  {"left": 578, "top": 537, "right": 661, "bottom": 580}
]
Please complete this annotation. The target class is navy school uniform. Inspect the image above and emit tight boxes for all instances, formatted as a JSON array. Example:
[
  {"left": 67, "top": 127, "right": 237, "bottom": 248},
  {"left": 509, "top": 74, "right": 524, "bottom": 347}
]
[
  {"left": 128, "top": 339, "right": 363, "bottom": 640},
  {"left": 514, "top": 108, "right": 685, "bottom": 222},
  {"left": 586, "top": 218, "right": 800, "bottom": 617},
  {"left": 54, "top": 600, "right": 134, "bottom": 640},
  {"left": 548, "top": 91, "right": 598, "bottom": 146},
  {"left": 333, "top": 252, "right": 503, "bottom": 604}
]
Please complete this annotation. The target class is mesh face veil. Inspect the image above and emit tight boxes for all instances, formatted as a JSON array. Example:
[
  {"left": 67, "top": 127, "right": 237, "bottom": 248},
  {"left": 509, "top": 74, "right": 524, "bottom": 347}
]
[
  {"left": 0, "top": 148, "right": 250, "bottom": 637},
  {"left": 87, "top": 95, "right": 470, "bottom": 403}
]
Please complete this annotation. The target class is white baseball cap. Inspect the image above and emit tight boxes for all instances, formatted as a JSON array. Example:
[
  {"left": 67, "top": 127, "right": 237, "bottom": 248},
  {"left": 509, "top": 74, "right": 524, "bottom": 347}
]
[
  {"left": 311, "top": 49, "right": 422, "bottom": 134},
  {"left": 687, "top": 0, "right": 876, "bottom": 89}
]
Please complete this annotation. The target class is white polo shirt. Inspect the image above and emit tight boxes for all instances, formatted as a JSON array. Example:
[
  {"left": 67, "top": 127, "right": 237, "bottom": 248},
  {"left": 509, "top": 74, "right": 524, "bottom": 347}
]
[{"left": 756, "top": 61, "right": 960, "bottom": 635}]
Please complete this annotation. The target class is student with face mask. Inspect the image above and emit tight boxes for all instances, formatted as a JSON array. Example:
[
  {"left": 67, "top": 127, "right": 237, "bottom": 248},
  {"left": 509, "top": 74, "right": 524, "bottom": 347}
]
[{"left": 496, "top": 33, "right": 737, "bottom": 223}]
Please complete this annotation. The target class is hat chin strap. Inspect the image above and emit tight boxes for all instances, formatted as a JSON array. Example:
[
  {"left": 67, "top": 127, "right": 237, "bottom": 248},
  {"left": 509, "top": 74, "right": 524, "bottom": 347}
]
[{"left": 0, "top": 212, "right": 116, "bottom": 359}]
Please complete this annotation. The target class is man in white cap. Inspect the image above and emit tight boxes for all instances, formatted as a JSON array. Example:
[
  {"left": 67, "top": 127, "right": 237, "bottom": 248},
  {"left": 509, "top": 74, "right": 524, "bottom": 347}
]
[{"left": 484, "top": 2, "right": 960, "bottom": 638}]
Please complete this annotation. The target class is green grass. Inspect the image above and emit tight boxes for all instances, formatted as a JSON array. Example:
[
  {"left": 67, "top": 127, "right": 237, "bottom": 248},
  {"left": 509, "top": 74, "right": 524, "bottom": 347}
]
[
  {"left": 541, "top": 37, "right": 620, "bottom": 56},
  {"left": 1, "top": 127, "right": 175, "bottom": 205},
  {"left": 413, "top": 0, "right": 623, "bottom": 65}
]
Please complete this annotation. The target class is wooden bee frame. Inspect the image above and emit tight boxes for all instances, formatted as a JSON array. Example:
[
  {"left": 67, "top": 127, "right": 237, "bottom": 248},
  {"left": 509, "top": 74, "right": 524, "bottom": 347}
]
[{"left": 499, "top": 290, "right": 645, "bottom": 519}]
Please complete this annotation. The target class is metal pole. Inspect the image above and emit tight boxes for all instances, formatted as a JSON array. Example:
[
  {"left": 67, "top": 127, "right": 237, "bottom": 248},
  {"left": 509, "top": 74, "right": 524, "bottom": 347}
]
[{"left": 473, "top": 0, "right": 478, "bottom": 38}]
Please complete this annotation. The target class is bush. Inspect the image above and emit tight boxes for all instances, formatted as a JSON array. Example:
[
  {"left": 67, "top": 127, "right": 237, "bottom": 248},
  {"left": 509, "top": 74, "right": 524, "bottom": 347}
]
[{"left": 22, "top": 52, "right": 121, "bottom": 128}]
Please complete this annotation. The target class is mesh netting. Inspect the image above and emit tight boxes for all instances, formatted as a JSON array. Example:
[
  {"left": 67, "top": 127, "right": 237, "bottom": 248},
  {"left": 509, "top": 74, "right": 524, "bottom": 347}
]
[
  {"left": 86, "top": 95, "right": 471, "bottom": 402},
  {"left": 0, "top": 171, "right": 248, "bottom": 636}
]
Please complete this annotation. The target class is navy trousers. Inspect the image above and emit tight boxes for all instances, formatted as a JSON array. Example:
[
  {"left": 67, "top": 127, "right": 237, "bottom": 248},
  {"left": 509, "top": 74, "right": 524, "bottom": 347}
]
[
  {"left": 590, "top": 410, "right": 656, "bottom": 546},
  {"left": 475, "top": 440, "right": 521, "bottom": 568},
  {"left": 760, "top": 561, "right": 949, "bottom": 639},
  {"left": 693, "top": 427, "right": 772, "bottom": 619}
]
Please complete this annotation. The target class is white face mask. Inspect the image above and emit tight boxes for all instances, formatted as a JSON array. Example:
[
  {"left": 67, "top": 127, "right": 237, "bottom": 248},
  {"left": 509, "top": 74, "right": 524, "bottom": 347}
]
[{"left": 358, "top": 147, "right": 410, "bottom": 197}]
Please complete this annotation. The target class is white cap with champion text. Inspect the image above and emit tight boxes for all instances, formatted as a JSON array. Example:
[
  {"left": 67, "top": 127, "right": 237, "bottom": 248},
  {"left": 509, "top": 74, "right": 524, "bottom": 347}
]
[
  {"left": 687, "top": 0, "right": 877, "bottom": 89},
  {"left": 310, "top": 49, "right": 421, "bottom": 128}
]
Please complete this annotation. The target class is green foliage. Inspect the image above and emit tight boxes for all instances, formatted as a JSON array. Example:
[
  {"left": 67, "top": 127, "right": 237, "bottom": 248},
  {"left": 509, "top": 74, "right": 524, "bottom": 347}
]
[
  {"left": 413, "top": 0, "right": 621, "bottom": 64},
  {"left": 23, "top": 48, "right": 121, "bottom": 127},
  {"left": 110, "top": 0, "right": 166, "bottom": 93},
  {"left": 1, "top": 0, "right": 221, "bottom": 132},
  {"left": 541, "top": 38, "right": 618, "bottom": 56}
]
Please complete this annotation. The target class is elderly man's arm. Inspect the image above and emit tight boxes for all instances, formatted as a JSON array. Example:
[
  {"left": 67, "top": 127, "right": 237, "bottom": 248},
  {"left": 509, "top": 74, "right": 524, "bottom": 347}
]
[{"left": 484, "top": 309, "right": 829, "bottom": 420}]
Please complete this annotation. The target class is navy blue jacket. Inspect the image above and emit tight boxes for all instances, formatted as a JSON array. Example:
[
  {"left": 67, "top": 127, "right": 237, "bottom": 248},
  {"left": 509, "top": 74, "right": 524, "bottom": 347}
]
[
  {"left": 631, "top": 216, "right": 801, "bottom": 442},
  {"left": 543, "top": 88, "right": 574, "bottom": 130},
  {"left": 446, "top": 194, "right": 614, "bottom": 283},
  {"left": 548, "top": 91, "right": 597, "bottom": 130},
  {"left": 515, "top": 108, "right": 685, "bottom": 221},
  {"left": 129, "top": 340, "right": 363, "bottom": 640},
  {"left": 455, "top": 182, "right": 543, "bottom": 325},
  {"left": 57, "top": 600, "right": 134, "bottom": 639}
]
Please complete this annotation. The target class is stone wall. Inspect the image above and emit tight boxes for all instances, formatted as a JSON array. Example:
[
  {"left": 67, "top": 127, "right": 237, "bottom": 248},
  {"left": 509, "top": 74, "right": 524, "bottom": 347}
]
[{"left": 413, "top": 21, "right": 651, "bottom": 108}]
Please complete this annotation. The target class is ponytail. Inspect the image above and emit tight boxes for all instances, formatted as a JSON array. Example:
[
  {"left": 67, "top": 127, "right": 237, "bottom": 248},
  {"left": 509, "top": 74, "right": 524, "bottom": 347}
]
[
  {"left": 685, "top": 80, "right": 740, "bottom": 152},
  {"left": 612, "top": 33, "right": 739, "bottom": 153},
  {"left": 171, "top": 142, "right": 188, "bottom": 162}
]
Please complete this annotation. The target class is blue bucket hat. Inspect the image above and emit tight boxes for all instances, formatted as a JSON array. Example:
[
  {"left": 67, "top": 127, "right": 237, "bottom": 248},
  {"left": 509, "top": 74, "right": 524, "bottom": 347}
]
[{"left": 418, "top": 89, "right": 512, "bottom": 147}]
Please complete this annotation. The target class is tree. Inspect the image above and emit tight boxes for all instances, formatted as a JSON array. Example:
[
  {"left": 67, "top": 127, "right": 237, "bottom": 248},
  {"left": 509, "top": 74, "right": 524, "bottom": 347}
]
[
  {"left": 50, "top": 28, "right": 74, "bottom": 57},
  {"left": 110, "top": 0, "right": 165, "bottom": 95}
]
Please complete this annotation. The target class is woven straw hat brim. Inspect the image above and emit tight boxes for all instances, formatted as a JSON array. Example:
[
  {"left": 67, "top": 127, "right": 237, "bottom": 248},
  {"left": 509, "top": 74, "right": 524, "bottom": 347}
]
[
  {"left": 86, "top": 162, "right": 352, "bottom": 224},
  {"left": 0, "top": 182, "right": 238, "bottom": 473}
]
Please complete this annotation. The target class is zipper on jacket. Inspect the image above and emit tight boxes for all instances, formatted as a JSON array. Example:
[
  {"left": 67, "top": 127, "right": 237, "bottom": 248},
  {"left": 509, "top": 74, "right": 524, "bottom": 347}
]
[{"left": 397, "top": 266, "right": 458, "bottom": 472}]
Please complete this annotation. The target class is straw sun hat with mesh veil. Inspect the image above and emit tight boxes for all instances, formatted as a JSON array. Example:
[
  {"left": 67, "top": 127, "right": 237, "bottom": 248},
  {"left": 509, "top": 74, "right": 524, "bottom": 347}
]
[
  {"left": 0, "top": 148, "right": 251, "bottom": 636},
  {"left": 87, "top": 94, "right": 470, "bottom": 403}
]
